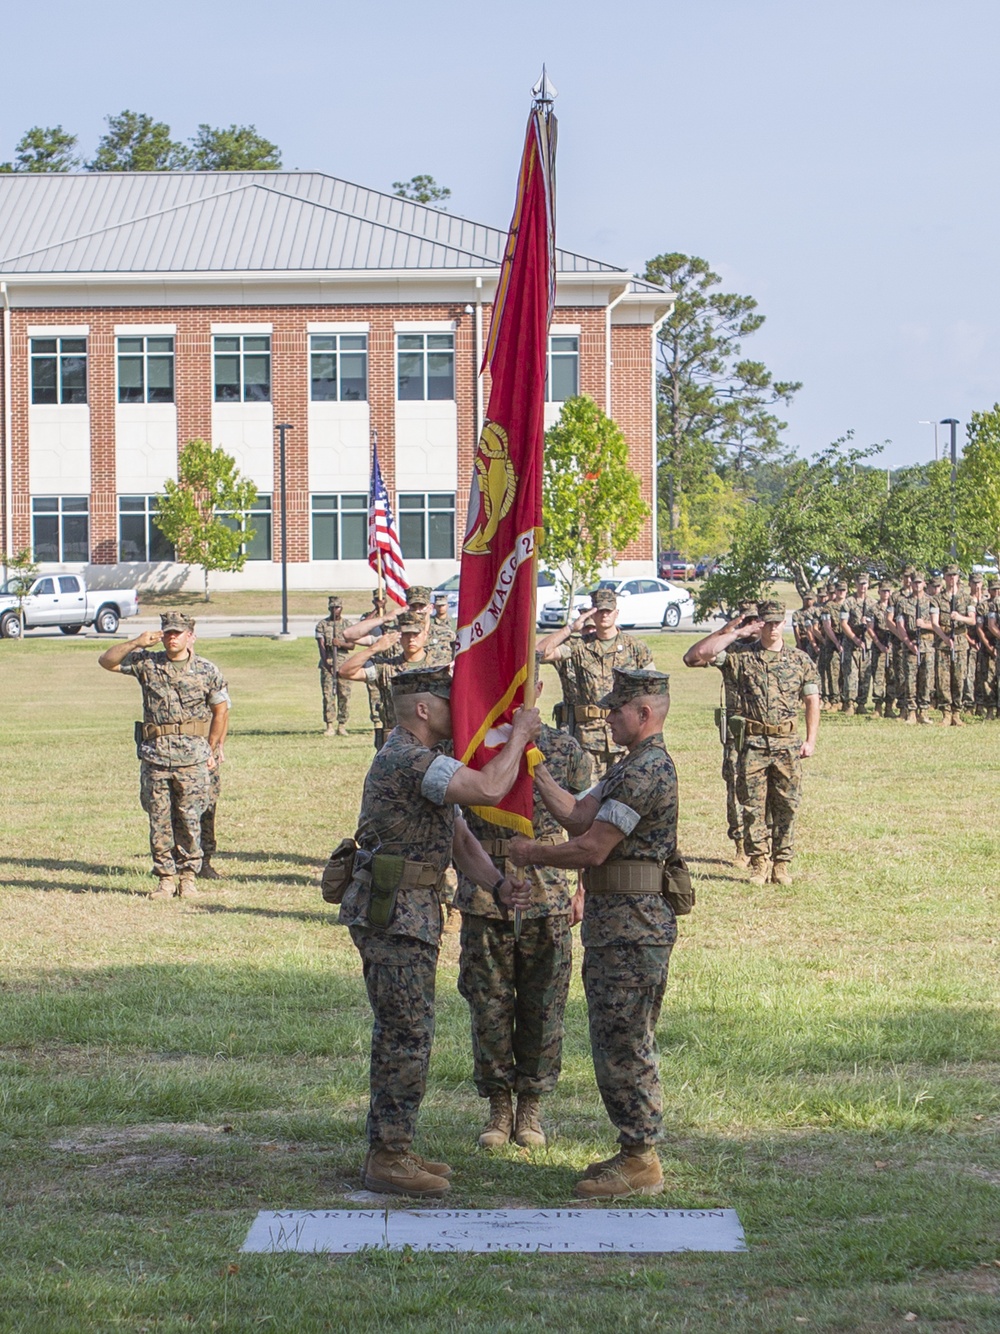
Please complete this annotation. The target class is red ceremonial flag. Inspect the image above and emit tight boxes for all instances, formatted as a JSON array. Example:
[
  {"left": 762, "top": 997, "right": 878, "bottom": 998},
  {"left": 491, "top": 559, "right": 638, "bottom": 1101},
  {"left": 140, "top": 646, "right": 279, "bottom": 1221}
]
[{"left": 451, "top": 78, "right": 557, "bottom": 836}]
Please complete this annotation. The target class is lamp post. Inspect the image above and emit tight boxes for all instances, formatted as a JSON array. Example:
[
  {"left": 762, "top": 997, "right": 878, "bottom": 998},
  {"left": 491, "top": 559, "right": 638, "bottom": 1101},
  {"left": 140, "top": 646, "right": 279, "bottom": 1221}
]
[
  {"left": 940, "top": 418, "right": 959, "bottom": 561},
  {"left": 275, "top": 423, "right": 293, "bottom": 636},
  {"left": 917, "top": 419, "right": 939, "bottom": 461}
]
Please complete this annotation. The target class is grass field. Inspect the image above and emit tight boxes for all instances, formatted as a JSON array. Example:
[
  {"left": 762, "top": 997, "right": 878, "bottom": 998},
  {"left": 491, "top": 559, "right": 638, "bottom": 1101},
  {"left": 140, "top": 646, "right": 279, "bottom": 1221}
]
[{"left": 1, "top": 633, "right": 999, "bottom": 1332}]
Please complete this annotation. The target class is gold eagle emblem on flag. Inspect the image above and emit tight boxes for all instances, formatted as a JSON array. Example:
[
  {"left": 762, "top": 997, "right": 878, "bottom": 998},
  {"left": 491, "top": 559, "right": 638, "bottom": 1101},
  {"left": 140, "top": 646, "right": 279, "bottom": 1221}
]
[{"left": 463, "top": 420, "right": 518, "bottom": 555}]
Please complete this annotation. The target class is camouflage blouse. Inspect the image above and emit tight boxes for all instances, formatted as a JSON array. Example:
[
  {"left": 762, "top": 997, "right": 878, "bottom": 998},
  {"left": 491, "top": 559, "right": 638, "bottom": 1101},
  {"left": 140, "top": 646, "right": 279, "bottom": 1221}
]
[
  {"left": 338, "top": 726, "right": 462, "bottom": 945},
  {"left": 456, "top": 723, "right": 593, "bottom": 920},
  {"left": 717, "top": 644, "right": 818, "bottom": 748},
  {"left": 582, "top": 732, "right": 679, "bottom": 949},
  {"left": 315, "top": 616, "right": 350, "bottom": 669},
  {"left": 119, "top": 648, "right": 227, "bottom": 768},
  {"left": 555, "top": 631, "right": 653, "bottom": 751}
]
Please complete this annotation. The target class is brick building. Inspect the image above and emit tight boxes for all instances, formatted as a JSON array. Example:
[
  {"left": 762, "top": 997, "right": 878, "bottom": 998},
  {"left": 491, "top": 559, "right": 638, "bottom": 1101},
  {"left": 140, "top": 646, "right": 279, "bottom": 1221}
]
[{"left": 0, "top": 172, "right": 671, "bottom": 591}]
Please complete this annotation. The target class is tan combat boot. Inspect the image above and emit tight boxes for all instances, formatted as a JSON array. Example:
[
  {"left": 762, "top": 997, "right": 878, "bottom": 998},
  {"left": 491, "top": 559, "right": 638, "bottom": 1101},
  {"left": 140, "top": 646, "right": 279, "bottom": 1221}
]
[
  {"left": 442, "top": 905, "right": 462, "bottom": 934},
  {"left": 574, "top": 1146, "right": 664, "bottom": 1200},
  {"left": 323, "top": 724, "right": 337, "bottom": 737},
  {"left": 177, "top": 871, "right": 200, "bottom": 898},
  {"left": 771, "top": 862, "right": 793, "bottom": 886},
  {"left": 514, "top": 1093, "right": 546, "bottom": 1148},
  {"left": 198, "top": 859, "right": 221, "bottom": 880},
  {"left": 336, "top": 724, "right": 348, "bottom": 736},
  {"left": 987, "top": 707, "right": 997, "bottom": 721},
  {"left": 732, "top": 845, "right": 751, "bottom": 870},
  {"left": 150, "top": 876, "right": 176, "bottom": 899},
  {"left": 904, "top": 711, "right": 917, "bottom": 725},
  {"left": 363, "top": 1146, "right": 453, "bottom": 1180},
  {"left": 873, "top": 701, "right": 883, "bottom": 716},
  {"left": 951, "top": 710, "right": 965, "bottom": 727},
  {"left": 478, "top": 1090, "right": 514, "bottom": 1148},
  {"left": 917, "top": 711, "right": 932, "bottom": 725},
  {"left": 748, "top": 857, "right": 770, "bottom": 885},
  {"left": 364, "top": 1145, "right": 450, "bottom": 1198},
  {"left": 884, "top": 703, "right": 898, "bottom": 720},
  {"left": 843, "top": 702, "right": 855, "bottom": 716},
  {"left": 856, "top": 703, "right": 867, "bottom": 715}
]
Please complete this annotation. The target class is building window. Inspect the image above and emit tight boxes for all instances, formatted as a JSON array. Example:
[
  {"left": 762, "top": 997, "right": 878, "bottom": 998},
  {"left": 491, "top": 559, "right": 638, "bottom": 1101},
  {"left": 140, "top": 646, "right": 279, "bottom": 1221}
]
[
  {"left": 546, "top": 335, "right": 579, "bottom": 403},
  {"left": 396, "top": 332, "right": 454, "bottom": 401},
  {"left": 218, "top": 494, "right": 272, "bottom": 560},
  {"left": 30, "top": 337, "right": 88, "bottom": 405},
  {"left": 118, "top": 336, "right": 175, "bottom": 404},
  {"left": 213, "top": 334, "right": 271, "bottom": 402},
  {"left": 310, "top": 334, "right": 368, "bottom": 401},
  {"left": 311, "top": 493, "right": 368, "bottom": 559},
  {"left": 118, "top": 496, "right": 174, "bottom": 562},
  {"left": 398, "top": 492, "right": 455, "bottom": 560},
  {"left": 31, "top": 496, "right": 89, "bottom": 561}
]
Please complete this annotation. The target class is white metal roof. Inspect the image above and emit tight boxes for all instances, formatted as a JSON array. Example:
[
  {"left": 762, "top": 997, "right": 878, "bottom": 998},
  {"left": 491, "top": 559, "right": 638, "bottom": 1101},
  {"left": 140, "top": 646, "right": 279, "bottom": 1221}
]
[{"left": 0, "top": 172, "right": 659, "bottom": 282}]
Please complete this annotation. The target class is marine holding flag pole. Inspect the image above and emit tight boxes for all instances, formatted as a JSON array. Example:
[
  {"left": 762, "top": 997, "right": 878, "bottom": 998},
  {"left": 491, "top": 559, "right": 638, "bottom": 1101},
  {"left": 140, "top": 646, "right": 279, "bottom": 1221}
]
[{"left": 451, "top": 70, "right": 558, "bottom": 856}]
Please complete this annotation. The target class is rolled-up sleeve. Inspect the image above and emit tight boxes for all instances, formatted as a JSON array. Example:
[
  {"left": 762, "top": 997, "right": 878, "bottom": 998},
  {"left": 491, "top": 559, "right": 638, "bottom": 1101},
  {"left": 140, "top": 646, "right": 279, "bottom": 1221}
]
[
  {"left": 595, "top": 798, "right": 641, "bottom": 834},
  {"left": 421, "top": 754, "right": 463, "bottom": 805}
]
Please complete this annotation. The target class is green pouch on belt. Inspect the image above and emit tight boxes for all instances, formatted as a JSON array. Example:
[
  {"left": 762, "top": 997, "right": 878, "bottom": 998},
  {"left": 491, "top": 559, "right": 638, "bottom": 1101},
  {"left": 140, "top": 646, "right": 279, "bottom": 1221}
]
[{"left": 368, "top": 853, "right": 405, "bottom": 928}]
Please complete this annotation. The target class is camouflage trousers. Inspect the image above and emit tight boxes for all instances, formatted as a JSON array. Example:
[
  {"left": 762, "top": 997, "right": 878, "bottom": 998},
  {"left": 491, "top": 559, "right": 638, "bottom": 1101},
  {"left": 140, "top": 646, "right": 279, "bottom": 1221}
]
[
  {"left": 841, "top": 643, "right": 872, "bottom": 707},
  {"left": 457, "top": 913, "right": 572, "bottom": 1098},
  {"left": 582, "top": 941, "right": 673, "bottom": 1146},
  {"left": 817, "top": 643, "right": 839, "bottom": 702},
  {"left": 320, "top": 666, "right": 350, "bottom": 726},
  {"left": 139, "top": 761, "right": 210, "bottom": 876},
  {"left": 974, "top": 647, "right": 997, "bottom": 708},
  {"left": 887, "top": 642, "right": 903, "bottom": 708},
  {"left": 899, "top": 647, "right": 931, "bottom": 713},
  {"left": 934, "top": 642, "right": 968, "bottom": 711},
  {"left": 721, "top": 741, "right": 744, "bottom": 845},
  {"left": 349, "top": 927, "right": 438, "bottom": 1149},
  {"left": 870, "top": 646, "right": 889, "bottom": 704},
  {"left": 200, "top": 767, "right": 221, "bottom": 859},
  {"left": 737, "top": 745, "right": 802, "bottom": 864}
]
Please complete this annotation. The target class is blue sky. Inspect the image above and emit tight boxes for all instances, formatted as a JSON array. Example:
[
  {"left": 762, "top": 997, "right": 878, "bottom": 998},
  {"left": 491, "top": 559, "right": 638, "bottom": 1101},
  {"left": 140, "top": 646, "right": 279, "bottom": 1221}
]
[{"left": 2, "top": 0, "right": 998, "bottom": 469}]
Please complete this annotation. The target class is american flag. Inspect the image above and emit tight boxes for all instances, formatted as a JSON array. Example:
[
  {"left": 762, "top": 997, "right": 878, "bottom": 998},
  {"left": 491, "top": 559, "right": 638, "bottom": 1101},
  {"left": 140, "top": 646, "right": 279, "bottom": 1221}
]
[{"left": 368, "top": 438, "right": 408, "bottom": 606}]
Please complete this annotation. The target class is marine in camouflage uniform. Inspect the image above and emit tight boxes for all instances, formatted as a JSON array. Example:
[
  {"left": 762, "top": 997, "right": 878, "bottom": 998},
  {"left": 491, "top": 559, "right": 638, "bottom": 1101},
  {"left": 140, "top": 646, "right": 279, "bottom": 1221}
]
[
  {"left": 456, "top": 700, "right": 592, "bottom": 1149},
  {"left": 315, "top": 596, "right": 352, "bottom": 736},
  {"left": 839, "top": 576, "right": 875, "bottom": 713},
  {"left": 98, "top": 612, "right": 229, "bottom": 898},
  {"left": 427, "top": 593, "right": 457, "bottom": 665},
  {"left": 791, "top": 591, "right": 819, "bottom": 663},
  {"left": 717, "top": 601, "right": 758, "bottom": 865},
  {"left": 981, "top": 580, "right": 1000, "bottom": 717},
  {"left": 894, "top": 574, "right": 939, "bottom": 723},
  {"left": 510, "top": 668, "right": 679, "bottom": 1200},
  {"left": 867, "top": 581, "right": 895, "bottom": 716},
  {"left": 964, "top": 574, "right": 987, "bottom": 711},
  {"left": 539, "top": 588, "right": 653, "bottom": 773},
  {"left": 339, "top": 612, "right": 445, "bottom": 747},
  {"left": 932, "top": 567, "right": 975, "bottom": 725},
  {"left": 817, "top": 584, "right": 847, "bottom": 709},
  {"left": 338, "top": 665, "right": 540, "bottom": 1197},
  {"left": 685, "top": 601, "right": 820, "bottom": 886}
]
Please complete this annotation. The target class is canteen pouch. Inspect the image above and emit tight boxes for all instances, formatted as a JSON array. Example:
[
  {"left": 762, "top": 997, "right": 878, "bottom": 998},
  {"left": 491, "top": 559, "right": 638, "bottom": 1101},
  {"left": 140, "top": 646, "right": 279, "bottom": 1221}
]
[
  {"left": 367, "top": 853, "right": 405, "bottom": 928},
  {"left": 662, "top": 853, "right": 694, "bottom": 916},
  {"left": 134, "top": 721, "right": 144, "bottom": 759},
  {"left": 320, "top": 838, "right": 358, "bottom": 905},
  {"left": 728, "top": 714, "right": 746, "bottom": 749}
]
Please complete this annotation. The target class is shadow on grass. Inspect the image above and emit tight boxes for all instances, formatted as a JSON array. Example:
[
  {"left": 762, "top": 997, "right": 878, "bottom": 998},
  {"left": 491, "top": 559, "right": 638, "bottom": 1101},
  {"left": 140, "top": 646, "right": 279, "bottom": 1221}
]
[
  {"left": 231, "top": 728, "right": 328, "bottom": 738},
  {"left": 197, "top": 903, "right": 329, "bottom": 924},
  {"left": 0, "top": 856, "right": 138, "bottom": 877},
  {"left": 216, "top": 851, "right": 322, "bottom": 869},
  {"left": 1, "top": 877, "right": 142, "bottom": 896}
]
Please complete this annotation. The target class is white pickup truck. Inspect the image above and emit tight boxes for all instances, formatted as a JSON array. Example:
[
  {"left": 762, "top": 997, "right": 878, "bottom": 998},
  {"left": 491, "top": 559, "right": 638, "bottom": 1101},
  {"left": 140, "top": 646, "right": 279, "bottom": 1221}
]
[{"left": 0, "top": 574, "right": 140, "bottom": 638}]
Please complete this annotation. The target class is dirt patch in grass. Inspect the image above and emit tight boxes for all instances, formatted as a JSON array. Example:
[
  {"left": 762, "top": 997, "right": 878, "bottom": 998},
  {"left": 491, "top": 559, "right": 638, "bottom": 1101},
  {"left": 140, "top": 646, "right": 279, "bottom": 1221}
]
[{"left": 51, "top": 1122, "right": 233, "bottom": 1152}]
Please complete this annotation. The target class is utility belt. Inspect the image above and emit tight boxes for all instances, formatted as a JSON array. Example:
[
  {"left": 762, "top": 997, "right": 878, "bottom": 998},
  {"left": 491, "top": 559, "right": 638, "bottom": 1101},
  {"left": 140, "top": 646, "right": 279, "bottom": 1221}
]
[
  {"left": 585, "top": 855, "right": 694, "bottom": 915},
  {"left": 743, "top": 718, "right": 796, "bottom": 738},
  {"left": 479, "top": 833, "right": 562, "bottom": 858},
  {"left": 320, "top": 839, "right": 445, "bottom": 928},
  {"left": 139, "top": 719, "right": 211, "bottom": 740},
  {"left": 574, "top": 704, "right": 608, "bottom": 722}
]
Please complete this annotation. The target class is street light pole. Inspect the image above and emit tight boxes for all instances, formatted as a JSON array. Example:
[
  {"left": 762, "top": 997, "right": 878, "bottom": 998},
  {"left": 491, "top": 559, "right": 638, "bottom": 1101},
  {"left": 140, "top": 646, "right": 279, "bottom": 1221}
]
[
  {"left": 917, "top": 420, "right": 939, "bottom": 461},
  {"left": 941, "top": 417, "right": 959, "bottom": 561},
  {"left": 275, "top": 423, "right": 293, "bottom": 636}
]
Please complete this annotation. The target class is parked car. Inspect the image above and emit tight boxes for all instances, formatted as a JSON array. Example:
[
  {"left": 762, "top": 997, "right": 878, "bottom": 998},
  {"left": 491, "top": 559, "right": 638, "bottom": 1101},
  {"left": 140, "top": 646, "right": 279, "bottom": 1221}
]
[
  {"left": 657, "top": 550, "right": 695, "bottom": 580},
  {"left": 0, "top": 573, "right": 140, "bottom": 639},
  {"left": 435, "top": 569, "right": 558, "bottom": 620},
  {"left": 538, "top": 576, "right": 696, "bottom": 630}
]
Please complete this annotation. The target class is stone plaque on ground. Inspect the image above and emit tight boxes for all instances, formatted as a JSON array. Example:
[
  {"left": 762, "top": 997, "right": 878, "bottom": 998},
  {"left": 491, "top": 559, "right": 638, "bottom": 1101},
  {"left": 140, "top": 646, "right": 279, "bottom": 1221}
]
[{"left": 241, "top": 1207, "right": 746, "bottom": 1254}]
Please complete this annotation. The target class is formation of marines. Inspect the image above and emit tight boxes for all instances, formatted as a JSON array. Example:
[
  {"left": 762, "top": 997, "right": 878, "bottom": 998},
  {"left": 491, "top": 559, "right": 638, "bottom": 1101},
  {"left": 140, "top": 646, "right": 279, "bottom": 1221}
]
[
  {"left": 101, "top": 580, "right": 820, "bottom": 1201},
  {"left": 790, "top": 565, "right": 999, "bottom": 725}
]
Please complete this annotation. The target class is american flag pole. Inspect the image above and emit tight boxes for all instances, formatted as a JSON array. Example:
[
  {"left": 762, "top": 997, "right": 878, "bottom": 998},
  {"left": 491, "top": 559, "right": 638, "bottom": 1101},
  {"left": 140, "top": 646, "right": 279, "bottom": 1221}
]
[{"left": 372, "top": 430, "right": 384, "bottom": 606}]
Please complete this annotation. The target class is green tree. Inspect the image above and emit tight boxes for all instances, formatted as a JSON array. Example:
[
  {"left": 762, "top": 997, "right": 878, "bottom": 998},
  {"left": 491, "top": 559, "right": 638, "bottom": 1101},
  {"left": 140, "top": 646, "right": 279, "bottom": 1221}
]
[
  {"left": 542, "top": 395, "right": 648, "bottom": 609},
  {"left": 392, "top": 174, "right": 451, "bottom": 208},
  {"left": 956, "top": 406, "right": 1000, "bottom": 568},
  {"left": 0, "top": 125, "right": 80, "bottom": 173},
  {"left": 0, "top": 548, "right": 40, "bottom": 635},
  {"left": 188, "top": 123, "right": 281, "bottom": 170},
  {"left": 670, "top": 471, "right": 746, "bottom": 563},
  {"left": 88, "top": 111, "right": 189, "bottom": 172},
  {"left": 154, "top": 441, "right": 257, "bottom": 601},
  {"left": 642, "top": 253, "right": 800, "bottom": 536},
  {"left": 871, "top": 459, "right": 955, "bottom": 575},
  {"left": 694, "top": 500, "right": 776, "bottom": 620}
]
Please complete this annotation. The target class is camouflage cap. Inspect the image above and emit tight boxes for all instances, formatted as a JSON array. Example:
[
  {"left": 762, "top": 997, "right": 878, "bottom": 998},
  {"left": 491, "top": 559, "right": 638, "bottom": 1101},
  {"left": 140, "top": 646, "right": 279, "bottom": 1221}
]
[
  {"left": 739, "top": 599, "right": 759, "bottom": 613},
  {"left": 160, "top": 611, "right": 195, "bottom": 632},
  {"left": 904, "top": 564, "right": 917, "bottom": 576},
  {"left": 803, "top": 589, "right": 817, "bottom": 600},
  {"left": 835, "top": 580, "right": 848, "bottom": 592},
  {"left": 591, "top": 587, "right": 617, "bottom": 609},
  {"left": 758, "top": 599, "right": 786, "bottom": 623},
  {"left": 970, "top": 569, "right": 984, "bottom": 581},
  {"left": 989, "top": 580, "right": 1000, "bottom": 592},
  {"left": 856, "top": 573, "right": 870, "bottom": 584},
  {"left": 433, "top": 591, "right": 449, "bottom": 603},
  {"left": 598, "top": 667, "right": 671, "bottom": 710},
  {"left": 406, "top": 585, "right": 433, "bottom": 606},
  {"left": 912, "top": 571, "right": 926, "bottom": 583},
  {"left": 944, "top": 563, "right": 961, "bottom": 576},
  {"left": 391, "top": 665, "right": 452, "bottom": 700},
  {"left": 879, "top": 580, "right": 894, "bottom": 592},
  {"left": 397, "top": 610, "right": 426, "bottom": 632},
  {"left": 327, "top": 594, "right": 343, "bottom": 608},
  {"left": 926, "top": 574, "right": 941, "bottom": 587}
]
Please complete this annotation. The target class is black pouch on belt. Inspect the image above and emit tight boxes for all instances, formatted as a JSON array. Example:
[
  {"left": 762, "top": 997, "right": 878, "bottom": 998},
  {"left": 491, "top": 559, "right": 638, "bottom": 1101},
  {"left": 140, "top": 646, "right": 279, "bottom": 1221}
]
[
  {"left": 368, "top": 853, "right": 405, "bottom": 928},
  {"left": 134, "top": 721, "right": 144, "bottom": 759}
]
